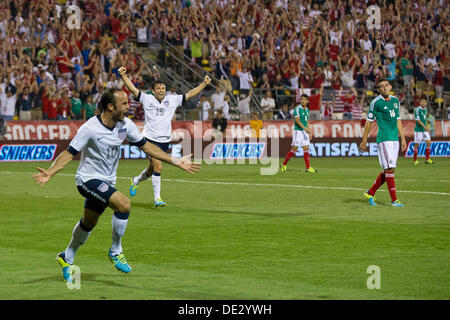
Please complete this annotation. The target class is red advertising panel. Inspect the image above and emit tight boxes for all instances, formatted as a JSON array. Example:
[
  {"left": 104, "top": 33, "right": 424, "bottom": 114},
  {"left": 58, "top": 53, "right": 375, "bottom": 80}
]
[{"left": 2, "top": 120, "right": 449, "bottom": 140}]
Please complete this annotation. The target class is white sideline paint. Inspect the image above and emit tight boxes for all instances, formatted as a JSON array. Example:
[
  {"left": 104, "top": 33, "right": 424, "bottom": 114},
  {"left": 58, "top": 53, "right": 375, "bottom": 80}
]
[{"left": 3, "top": 170, "right": 449, "bottom": 196}]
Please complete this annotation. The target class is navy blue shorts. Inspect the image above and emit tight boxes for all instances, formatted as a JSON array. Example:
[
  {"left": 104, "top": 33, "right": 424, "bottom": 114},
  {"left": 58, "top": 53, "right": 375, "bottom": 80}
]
[
  {"left": 146, "top": 138, "right": 170, "bottom": 153},
  {"left": 76, "top": 179, "right": 117, "bottom": 214}
]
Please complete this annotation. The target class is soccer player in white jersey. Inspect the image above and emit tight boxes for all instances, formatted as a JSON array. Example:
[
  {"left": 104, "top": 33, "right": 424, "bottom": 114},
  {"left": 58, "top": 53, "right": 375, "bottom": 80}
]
[
  {"left": 118, "top": 66, "right": 211, "bottom": 207},
  {"left": 32, "top": 88, "right": 200, "bottom": 283}
]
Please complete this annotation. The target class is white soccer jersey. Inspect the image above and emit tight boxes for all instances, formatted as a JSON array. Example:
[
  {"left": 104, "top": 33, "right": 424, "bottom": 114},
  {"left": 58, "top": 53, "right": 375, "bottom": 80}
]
[
  {"left": 139, "top": 92, "right": 184, "bottom": 143},
  {"left": 69, "top": 115, "right": 145, "bottom": 186}
]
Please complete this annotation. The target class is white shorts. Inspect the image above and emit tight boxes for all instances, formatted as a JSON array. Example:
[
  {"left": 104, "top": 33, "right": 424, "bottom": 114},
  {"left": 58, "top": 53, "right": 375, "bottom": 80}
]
[
  {"left": 292, "top": 130, "right": 310, "bottom": 147},
  {"left": 414, "top": 131, "right": 431, "bottom": 143},
  {"left": 377, "top": 141, "right": 399, "bottom": 170}
]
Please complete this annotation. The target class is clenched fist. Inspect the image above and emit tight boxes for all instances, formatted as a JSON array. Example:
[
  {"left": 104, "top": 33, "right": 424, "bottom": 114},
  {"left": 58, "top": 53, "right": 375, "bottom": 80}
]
[
  {"left": 204, "top": 75, "right": 211, "bottom": 85},
  {"left": 118, "top": 66, "right": 127, "bottom": 76}
]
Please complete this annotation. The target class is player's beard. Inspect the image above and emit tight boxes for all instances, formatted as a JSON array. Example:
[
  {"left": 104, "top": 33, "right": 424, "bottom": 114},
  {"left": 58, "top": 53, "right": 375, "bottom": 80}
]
[{"left": 112, "top": 109, "right": 125, "bottom": 122}]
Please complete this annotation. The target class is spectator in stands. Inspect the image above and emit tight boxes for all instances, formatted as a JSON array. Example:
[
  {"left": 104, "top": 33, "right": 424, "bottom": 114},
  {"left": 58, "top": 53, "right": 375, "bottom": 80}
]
[
  {"left": 434, "top": 62, "right": 445, "bottom": 100},
  {"left": 211, "top": 86, "right": 226, "bottom": 113},
  {"left": 57, "top": 90, "right": 71, "bottom": 120},
  {"left": 400, "top": 55, "right": 414, "bottom": 91},
  {"left": 321, "top": 99, "right": 334, "bottom": 120},
  {"left": 260, "top": 90, "right": 276, "bottom": 121},
  {"left": 30, "top": 83, "right": 43, "bottom": 120},
  {"left": 237, "top": 86, "right": 253, "bottom": 121},
  {"left": 222, "top": 94, "right": 230, "bottom": 120},
  {"left": 82, "top": 95, "right": 96, "bottom": 121},
  {"left": 212, "top": 110, "right": 227, "bottom": 136},
  {"left": 236, "top": 66, "right": 253, "bottom": 95},
  {"left": 215, "top": 55, "right": 232, "bottom": 92},
  {"left": 70, "top": 90, "right": 83, "bottom": 120},
  {"left": 308, "top": 85, "right": 323, "bottom": 120},
  {"left": 1, "top": 84, "right": 17, "bottom": 121},
  {"left": 337, "top": 56, "right": 356, "bottom": 88},
  {"left": 16, "top": 85, "right": 32, "bottom": 121},
  {"left": 136, "top": 18, "right": 149, "bottom": 48},
  {"left": 197, "top": 94, "right": 211, "bottom": 121},
  {"left": 47, "top": 90, "right": 59, "bottom": 121},
  {"left": 250, "top": 112, "right": 263, "bottom": 138},
  {"left": 351, "top": 90, "right": 365, "bottom": 121},
  {"left": 339, "top": 87, "right": 357, "bottom": 120},
  {"left": 276, "top": 103, "right": 291, "bottom": 120}
]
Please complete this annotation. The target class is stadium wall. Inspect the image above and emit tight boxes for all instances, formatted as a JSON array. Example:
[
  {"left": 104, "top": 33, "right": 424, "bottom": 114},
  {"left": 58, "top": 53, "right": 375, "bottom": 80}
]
[
  {"left": 1, "top": 121, "right": 449, "bottom": 161},
  {"left": 2, "top": 120, "right": 450, "bottom": 140}
]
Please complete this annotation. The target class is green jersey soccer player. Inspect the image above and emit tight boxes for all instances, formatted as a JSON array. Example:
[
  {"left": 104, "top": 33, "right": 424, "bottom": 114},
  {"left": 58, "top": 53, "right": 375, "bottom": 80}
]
[
  {"left": 360, "top": 79, "right": 407, "bottom": 207},
  {"left": 413, "top": 98, "right": 433, "bottom": 165},
  {"left": 281, "top": 94, "right": 317, "bottom": 173}
]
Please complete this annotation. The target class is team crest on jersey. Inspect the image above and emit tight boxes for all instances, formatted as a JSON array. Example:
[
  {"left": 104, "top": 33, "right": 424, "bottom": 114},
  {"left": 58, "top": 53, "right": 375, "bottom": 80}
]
[
  {"left": 394, "top": 103, "right": 398, "bottom": 109},
  {"left": 163, "top": 100, "right": 170, "bottom": 106},
  {"left": 118, "top": 128, "right": 127, "bottom": 140},
  {"left": 97, "top": 182, "right": 109, "bottom": 193}
]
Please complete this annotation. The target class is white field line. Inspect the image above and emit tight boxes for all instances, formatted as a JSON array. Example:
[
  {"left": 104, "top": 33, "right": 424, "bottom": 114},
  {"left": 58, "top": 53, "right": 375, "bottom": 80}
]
[{"left": 3, "top": 170, "right": 450, "bottom": 196}]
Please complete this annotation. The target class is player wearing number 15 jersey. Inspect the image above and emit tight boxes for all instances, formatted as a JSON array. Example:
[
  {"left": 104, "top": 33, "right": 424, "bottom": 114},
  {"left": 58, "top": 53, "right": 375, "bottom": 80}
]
[
  {"left": 360, "top": 79, "right": 407, "bottom": 207},
  {"left": 119, "top": 66, "right": 210, "bottom": 207}
]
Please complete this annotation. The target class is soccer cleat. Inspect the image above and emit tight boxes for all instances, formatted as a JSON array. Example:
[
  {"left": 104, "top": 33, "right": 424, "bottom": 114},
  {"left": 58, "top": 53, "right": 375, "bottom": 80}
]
[
  {"left": 155, "top": 198, "right": 166, "bottom": 208},
  {"left": 425, "top": 159, "right": 434, "bottom": 164},
  {"left": 281, "top": 165, "right": 287, "bottom": 173},
  {"left": 391, "top": 200, "right": 405, "bottom": 207},
  {"left": 414, "top": 160, "right": 419, "bottom": 166},
  {"left": 305, "top": 167, "right": 317, "bottom": 173},
  {"left": 108, "top": 249, "right": 132, "bottom": 273},
  {"left": 364, "top": 190, "right": 377, "bottom": 206},
  {"left": 56, "top": 252, "right": 73, "bottom": 282},
  {"left": 129, "top": 178, "right": 138, "bottom": 197}
]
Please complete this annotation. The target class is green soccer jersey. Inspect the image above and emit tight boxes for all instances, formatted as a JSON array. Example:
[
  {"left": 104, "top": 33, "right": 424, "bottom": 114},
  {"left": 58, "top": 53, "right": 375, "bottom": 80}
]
[
  {"left": 414, "top": 107, "right": 427, "bottom": 132},
  {"left": 293, "top": 105, "right": 310, "bottom": 131},
  {"left": 367, "top": 95, "right": 400, "bottom": 143}
]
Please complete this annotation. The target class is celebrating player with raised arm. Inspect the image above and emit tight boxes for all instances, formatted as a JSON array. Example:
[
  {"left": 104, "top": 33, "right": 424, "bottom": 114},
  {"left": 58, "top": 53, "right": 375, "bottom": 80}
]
[
  {"left": 32, "top": 88, "right": 200, "bottom": 283},
  {"left": 118, "top": 66, "right": 210, "bottom": 208},
  {"left": 359, "top": 79, "right": 406, "bottom": 207}
]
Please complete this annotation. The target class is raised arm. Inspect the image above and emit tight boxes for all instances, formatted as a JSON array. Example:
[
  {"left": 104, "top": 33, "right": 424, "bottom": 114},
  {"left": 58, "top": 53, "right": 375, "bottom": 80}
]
[
  {"left": 185, "top": 75, "right": 211, "bottom": 100},
  {"left": 118, "top": 66, "right": 139, "bottom": 98}
]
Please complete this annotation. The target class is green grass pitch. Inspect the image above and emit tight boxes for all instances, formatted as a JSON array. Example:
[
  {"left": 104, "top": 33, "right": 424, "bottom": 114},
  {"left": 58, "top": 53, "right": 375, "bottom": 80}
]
[{"left": 0, "top": 157, "right": 448, "bottom": 300}]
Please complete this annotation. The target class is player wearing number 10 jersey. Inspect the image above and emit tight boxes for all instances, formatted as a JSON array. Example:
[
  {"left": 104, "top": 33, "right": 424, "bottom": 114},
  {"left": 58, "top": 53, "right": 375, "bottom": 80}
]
[
  {"left": 360, "top": 79, "right": 407, "bottom": 207},
  {"left": 119, "top": 66, "right": 210, "bottom": 207}
]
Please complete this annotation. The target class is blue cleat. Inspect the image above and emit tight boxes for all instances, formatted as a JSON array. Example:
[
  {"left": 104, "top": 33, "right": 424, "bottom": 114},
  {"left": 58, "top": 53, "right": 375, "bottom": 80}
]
[
  {"left": 155, "top": 198, "right": 166, "bottom": 208},
  {"left": 129, "top": 178, "right": 138, "bottom": 197},
  {"left": 56, "top": 252, "right": 73, "bottom": 282},
  {"left": 391, "top": 200, "right": 404, "bottom": 207},
  {"left": 364, "top": 190, "right": 377, "bottom": 206},
  {"left": 108, "top": 249, "right": 132, "bottom": 273}
]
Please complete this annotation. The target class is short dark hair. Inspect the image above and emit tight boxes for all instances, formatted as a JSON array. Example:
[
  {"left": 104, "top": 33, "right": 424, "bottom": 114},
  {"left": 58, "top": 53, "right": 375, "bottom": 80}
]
[
  {"left": 152, "top": 80, "right": 166, "bottom": 89},
  {"left": 99, "top": 88, "right": 122, "bottom": 112},
  {"left": 300, "top": 94, "right": 309, "bottom": 99},
  {"left": 377, "top": 78, "right": 390, "bottom": 87}
]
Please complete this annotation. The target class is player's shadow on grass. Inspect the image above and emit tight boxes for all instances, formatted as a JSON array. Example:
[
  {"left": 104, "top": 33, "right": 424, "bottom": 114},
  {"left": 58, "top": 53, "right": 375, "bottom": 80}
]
[
  {"left": 208, "top": 208, "right": 312, "bottom": 218},
  {"left": 21, "top": 273, "right": 143, "bottom": 290},
  {"left": 343, "top": 198, "right": 388, "bottom": 206},
  {"left": 132, "top": 202, "right": 159, "bottom": 210}
]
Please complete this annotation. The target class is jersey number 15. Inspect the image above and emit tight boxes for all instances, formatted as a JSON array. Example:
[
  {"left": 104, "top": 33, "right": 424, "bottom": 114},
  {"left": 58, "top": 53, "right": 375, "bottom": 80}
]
[{"left": 156, "top": 108, "right": 165, "bottom": 116}]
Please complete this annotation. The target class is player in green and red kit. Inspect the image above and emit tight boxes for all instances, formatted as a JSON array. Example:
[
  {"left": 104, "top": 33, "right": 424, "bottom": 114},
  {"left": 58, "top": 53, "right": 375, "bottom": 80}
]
[
  {"left": 413, "top": 98, "right": 434, "bottom": 165},
  {"left": 281, "top": 94, "right": 317, "bottom": 173},
  {"left": 360, "top": 79, "right": 407, "bottom": 207}
]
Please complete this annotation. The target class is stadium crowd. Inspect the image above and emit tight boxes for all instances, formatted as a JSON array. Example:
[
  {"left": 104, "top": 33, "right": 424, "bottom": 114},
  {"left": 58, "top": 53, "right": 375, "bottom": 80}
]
[{"left": 0, "top": 0, "right": 449, "bottom": 123}]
